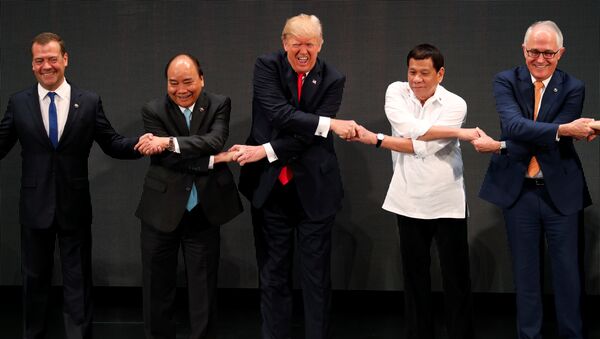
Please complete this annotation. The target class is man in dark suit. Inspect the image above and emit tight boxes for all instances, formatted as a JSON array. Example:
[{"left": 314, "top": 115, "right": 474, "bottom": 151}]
[
  {"left": 473, "top": 21, "right": 593, "bottom": 339},
  {"left": 230, "top": 14, "right": 358, "bottom": 339},
  {"left": 0, "top": 32, "right": 153, "bottom": 339},
  {"left": 134, "top": 53, "right": 243, "bottom": 339}
]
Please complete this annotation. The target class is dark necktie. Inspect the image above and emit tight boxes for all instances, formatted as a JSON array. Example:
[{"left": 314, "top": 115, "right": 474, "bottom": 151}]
[
  {"left": 183, "top": 108, "right": 198, "bottom": 211},
  {"left": 278, "top": 72, "right": 304, "bottom": 185},
  {"left": 47, "top": 92, "right": 59, "bottom": 148}
]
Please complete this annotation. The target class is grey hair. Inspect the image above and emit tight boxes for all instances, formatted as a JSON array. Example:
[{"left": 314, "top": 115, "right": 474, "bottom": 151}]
[{"left": 523, "top": 20, "right": 564, "bottom": 48}]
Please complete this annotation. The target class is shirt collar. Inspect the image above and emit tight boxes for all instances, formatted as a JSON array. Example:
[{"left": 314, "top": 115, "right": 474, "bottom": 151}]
[
  {"left": 178, "top": 103, "right": 195, "bottom": 113},
  {"left": 38, "top": 79, "right": 70, "bottom": 101},
  {"left": 530, "top": 74, "right": 552, "bottom": 88},
  {"left": 408, "top": 84, "right": 445, "bottom": 106}
]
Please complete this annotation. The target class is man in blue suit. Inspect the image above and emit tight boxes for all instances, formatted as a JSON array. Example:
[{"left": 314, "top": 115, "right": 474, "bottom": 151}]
[
  {"left": 230, "top": 14, "right": 357, "bottom": 339},
  {"left": 473, "top": 21, "right": 593, "bottom": 339},
  {"left": 0, "top": 32, "right": 156, "bottom": 339}
]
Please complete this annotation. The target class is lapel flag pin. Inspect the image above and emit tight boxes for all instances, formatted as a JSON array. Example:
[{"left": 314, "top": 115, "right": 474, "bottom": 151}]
[
  {"left": 200, "top": 107, "right": 205, "bottom": 112},
  {"left": 312, "top": 79, "right": 317, "bottom": 85},
  {"left": 74, "top": 103, "right": 79, "bottom": 108},
  {"left": 553, "top": 88, "right": 558, "bottom": 93}
]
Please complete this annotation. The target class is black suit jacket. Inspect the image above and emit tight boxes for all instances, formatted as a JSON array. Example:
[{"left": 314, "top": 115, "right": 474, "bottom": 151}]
[
  {"left": 479, "top": 66, "right": 591, "bottom": 214},
  {"left": 239, "top": 51, "right": 345, "bottom": 220},
  {"left": 135, "top": 92, "right": 242, "bottom": 232},
  {"left": 0, "top": 84, "right": 140, "bottom": 230}
]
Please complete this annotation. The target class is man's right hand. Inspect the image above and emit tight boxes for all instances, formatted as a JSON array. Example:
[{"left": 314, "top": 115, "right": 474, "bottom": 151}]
[{"left": 330, "top": 119, "right": 359, "bottom": 140}]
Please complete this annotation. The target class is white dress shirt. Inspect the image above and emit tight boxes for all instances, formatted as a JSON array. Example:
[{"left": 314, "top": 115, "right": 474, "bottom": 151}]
[
  {"left": 38, "top": 80, "right": 71, "bottom": 141},
  {"left": 382, "top": 82, "right": 467, "bottom": 219}
]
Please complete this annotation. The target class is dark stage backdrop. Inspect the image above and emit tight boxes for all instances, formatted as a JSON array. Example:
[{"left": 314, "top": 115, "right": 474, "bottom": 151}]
[{"left": 0, "top": 1, "right": 598, "bottom": 294}]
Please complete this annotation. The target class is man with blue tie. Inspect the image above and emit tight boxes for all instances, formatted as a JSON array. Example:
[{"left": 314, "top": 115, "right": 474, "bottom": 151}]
[
  {"left": 473, "top": 21, "right": 593, "bottom": 339},
  {"left": 134, "top": 53, "right": 243, "bottom": 339},
  {"left": 0, "top": 32, "right": 154, "bottom": 339}
]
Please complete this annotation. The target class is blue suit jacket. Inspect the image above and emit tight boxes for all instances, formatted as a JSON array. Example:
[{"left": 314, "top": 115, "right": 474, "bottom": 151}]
[
  {"left": 239, "top": 51, "right": 346, "bottom": 220},
  {"left": 0, "top": 84, "right": 140, "bottom": 229},
  {"left": 479, "top": 66, "right": 591, "bottom": 215}
]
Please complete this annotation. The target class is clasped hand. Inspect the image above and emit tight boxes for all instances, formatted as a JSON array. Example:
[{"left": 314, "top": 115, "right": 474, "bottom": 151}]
[{"left": 134, "top": 133, "right": 168, "bottom": 155}]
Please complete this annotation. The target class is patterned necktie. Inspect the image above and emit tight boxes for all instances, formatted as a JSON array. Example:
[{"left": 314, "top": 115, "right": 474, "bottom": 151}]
[
  {"left": 278, "top": 72, "right": 304, "bottom": 185},
  {"left": 183, "top": 108, "right": 198, "bottom": 211},
  {"left": 527, "top": 81, "right": 545, "bottom": 177},
  {"left": 47, "top": 92, "right": 59, "bottom": 148}
]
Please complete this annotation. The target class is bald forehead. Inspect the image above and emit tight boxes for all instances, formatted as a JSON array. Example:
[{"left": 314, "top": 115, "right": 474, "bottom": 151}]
[{"left": 167, "top": 56, "right": 196, "bottom": 74}]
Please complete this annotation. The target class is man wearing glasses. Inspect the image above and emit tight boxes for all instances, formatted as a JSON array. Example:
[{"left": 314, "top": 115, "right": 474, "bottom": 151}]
[{"left": 473, "top": 20, "right": 592, "bottom": 339}]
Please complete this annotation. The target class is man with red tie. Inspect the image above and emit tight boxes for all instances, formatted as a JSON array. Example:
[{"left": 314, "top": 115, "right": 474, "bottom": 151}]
[{"left": 231, "top": 13, "right": 357, "bottom": 339}]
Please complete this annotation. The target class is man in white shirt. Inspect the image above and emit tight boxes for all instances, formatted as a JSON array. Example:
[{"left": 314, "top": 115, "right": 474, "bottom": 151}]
[{"left": 352, "top": 44, "right": 476, "bottom": 339}]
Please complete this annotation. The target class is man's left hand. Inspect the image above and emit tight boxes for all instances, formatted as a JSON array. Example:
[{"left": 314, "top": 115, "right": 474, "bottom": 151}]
[{"left": 229, "top": 144, "right": 267, "bottom": 166}]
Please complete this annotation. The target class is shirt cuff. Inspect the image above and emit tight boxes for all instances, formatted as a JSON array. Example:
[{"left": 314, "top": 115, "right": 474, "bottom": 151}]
[
  {"left": 173, "top": 138, "right": 181, "bottom": 153},
  {"left": 208, "top": 155, "right": 214, "bottom": 169},
  {"left": 315, "top": 116, "right": 330, "bottom": 138},
  {"left": 263, "top": 143, "right": 278, "bottom": 163}
]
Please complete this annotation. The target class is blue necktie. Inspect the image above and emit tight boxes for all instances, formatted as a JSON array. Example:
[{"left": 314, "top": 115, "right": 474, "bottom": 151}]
[
  {"left": 183, "top": 108, "right": 198, "bottom": 211},
  {"left": 47, "top": 92, "right": 58, "bottom": 148}
]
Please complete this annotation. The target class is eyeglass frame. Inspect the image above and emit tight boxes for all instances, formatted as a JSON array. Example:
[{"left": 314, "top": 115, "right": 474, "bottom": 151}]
[{"left": 525, "top": 48, "right": 561, "bottom": 59}]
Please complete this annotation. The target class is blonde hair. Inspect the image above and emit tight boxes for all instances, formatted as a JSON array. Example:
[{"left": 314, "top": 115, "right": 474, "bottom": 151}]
[{"left": 281, "top": 14, "right": 323, "bottom": 44}]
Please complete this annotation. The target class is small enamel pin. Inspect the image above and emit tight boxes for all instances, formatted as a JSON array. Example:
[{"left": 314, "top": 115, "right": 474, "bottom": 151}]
[
  {"left": 312, "top": 79, "right": 317, "bottom": 84},
  {"left": 74, "top": 103, "right": 79, "bottom": 108},
  {"left": 553, "top": 88, "right": 558, "bottom": 93},
  {"left": 200, "top": 107, "right": 205, "bottom": 112}
]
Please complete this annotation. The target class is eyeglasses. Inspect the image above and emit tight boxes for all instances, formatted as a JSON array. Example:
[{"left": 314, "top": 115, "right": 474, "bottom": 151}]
[{"left": 526, "top": 49, "right": 560, "bottom": 59}]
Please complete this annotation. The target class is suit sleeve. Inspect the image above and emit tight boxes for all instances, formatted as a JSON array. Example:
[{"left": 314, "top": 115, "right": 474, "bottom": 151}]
[
  {"left": 93, "top": 97, "right": 141, "bottom": 159},
  {"left": 0, "top": 98, "right": 19, "bottom": 160},
  {"left": 269, "top": 76, "right": 345, "bottom": 163},
  {"left": 494, "top": 74, "right": 584, "bottom": 147},
  {"left": 253, "top": 57, "right": 320, "bottom": 136},
  {"left": 142, "top": 97, "right": 230, "bottom": 174}
]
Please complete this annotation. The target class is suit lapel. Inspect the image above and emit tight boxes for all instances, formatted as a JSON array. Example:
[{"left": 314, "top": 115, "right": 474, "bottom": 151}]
[
  {"left": 283, "top": 59, "right": 299, "bottom": 105},
  {"left": 166, "top": 96, "right": 190, "bottom": 136},
  {"left": 59, "top": 86, "right": 82, "bottom": 147},
  {"left": 26, "top": 85, "right": 52, "bottom": 148},
  {"left": 537, "top": 71, "right": 562, "bottom": 122},
  {"left": 301, "top": 59, "right": 322, "bottom": 109},
  {"left": 190, "top": 92, "right": 208, "bottom": 134},
  {"left": 516, "top": 67, "right": 535, "bottom": 120}
]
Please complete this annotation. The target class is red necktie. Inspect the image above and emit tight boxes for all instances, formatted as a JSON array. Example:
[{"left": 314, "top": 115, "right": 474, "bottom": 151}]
[{"left": 278, "top": 72, "right": 304, "bottom": 185}]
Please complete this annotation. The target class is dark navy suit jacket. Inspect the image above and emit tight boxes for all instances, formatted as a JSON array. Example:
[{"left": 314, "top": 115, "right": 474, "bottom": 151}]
[
  {"left": 0, "top": 84, "right": 140, "bottom": 229},
  {"left": 479, "top": 66, "right": 591, "bottom": 214},
  {"left": 239, "top": 51, "right": 346, "bottom": 220}
]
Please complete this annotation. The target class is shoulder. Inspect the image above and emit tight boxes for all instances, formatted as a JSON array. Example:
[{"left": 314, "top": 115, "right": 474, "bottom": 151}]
[
  {"left": 143, "top": 97, "right": 167, "bottom": 113},
  {"left": 9, "top": 85, "right": 37, "bottom": 102},
  {"left": 438, "top": 85, "right": 467, "bottom": 109},
  {"left": 385, "top": 81, "right": 409, "bottom": 96},
  {"left": 203, "top": 91, "right": 230, "bottom": 105},
  {"left": 494, "top": 66, "right": 521, "bottom": 82},
  {"left": 318, "top": 59, "right": 345, "bottom": 82},
  {"left": 555, "top": 69, "right": 584, "bottom": 89},
  {"left": 70, "top": 85, "right": 100, "bottom": 101}
]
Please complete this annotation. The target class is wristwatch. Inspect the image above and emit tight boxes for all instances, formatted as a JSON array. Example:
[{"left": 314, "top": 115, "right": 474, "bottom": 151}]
[
  {"left": 167, "top": 137, "right": 175, "bottom": 152},
  {"left": 375, "top": 133, "right": 385, "bottom": 148},
  {"left": 499, "top": 141, "right": 507, "bottom": 155}
]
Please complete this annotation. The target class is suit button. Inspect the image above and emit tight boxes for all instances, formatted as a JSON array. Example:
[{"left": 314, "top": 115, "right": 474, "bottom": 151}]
[{"left": 185, "top": 187, "right": 191, "bottom": 192}]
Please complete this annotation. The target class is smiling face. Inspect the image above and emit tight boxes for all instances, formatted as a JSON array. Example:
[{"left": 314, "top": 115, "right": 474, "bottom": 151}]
[
  {"left": 522, "top": 27, "right": 564, "bottom": 81},
  {"left": 166, "top": 56, "right": 204, "bottom": 108},
  {"left": 283, "top": 35, "right": 322, "bottom": 74},
  {"left": 407, "top": 57, "right": 444, "bottom": 104},
  {"left": 31, "top": 41, "right": 68, "bottom": 91}
]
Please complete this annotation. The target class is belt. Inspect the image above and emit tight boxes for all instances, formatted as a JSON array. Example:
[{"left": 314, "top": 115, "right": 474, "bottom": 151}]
[{"left": 524, "top": 178, "right": 545, "bottom": 186}]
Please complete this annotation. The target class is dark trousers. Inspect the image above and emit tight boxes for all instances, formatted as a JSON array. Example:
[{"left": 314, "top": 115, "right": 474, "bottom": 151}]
[
  {"left": 21, "top": 224, "right": 93, "bottom": 339},
  {"left": 503, "top": 181, "right": 583, "bottom": 339},
  {"left": 141, "top": 207, "right": 220, "bottom": 339},
  {"left": 397, "top": 214, "right": 473, "bottom": 339},
  {"left": 252, "top": 182, "right": 334, "bottom": 339}
]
